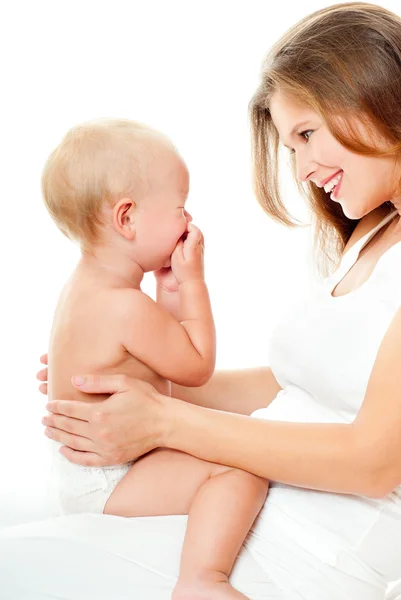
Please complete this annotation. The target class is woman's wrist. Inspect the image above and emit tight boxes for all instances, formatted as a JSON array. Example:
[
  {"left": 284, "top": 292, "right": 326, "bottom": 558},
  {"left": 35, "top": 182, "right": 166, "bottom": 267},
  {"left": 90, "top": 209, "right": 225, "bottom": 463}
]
[
  {"left": 160, "top": 392, "right": 197, "bottom": 451},
  {"left": 156, "top": 390, "right": 186, "bottom": 450},
  {"left": 162, "top": 394, "right": 215, "bottom": 458}
]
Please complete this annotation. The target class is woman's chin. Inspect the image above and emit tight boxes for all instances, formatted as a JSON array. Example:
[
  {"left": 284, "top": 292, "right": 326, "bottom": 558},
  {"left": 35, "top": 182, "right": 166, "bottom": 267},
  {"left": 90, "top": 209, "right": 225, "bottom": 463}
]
[{"left": 340, "top": 205, "right": 363, "bottom": 221}]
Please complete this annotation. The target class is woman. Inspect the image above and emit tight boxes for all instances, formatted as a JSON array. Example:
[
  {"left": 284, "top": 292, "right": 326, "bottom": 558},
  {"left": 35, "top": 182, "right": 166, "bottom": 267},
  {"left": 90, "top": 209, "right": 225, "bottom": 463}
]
[{"left": 2, "top": 2, "right": 401, "bottom": 599}]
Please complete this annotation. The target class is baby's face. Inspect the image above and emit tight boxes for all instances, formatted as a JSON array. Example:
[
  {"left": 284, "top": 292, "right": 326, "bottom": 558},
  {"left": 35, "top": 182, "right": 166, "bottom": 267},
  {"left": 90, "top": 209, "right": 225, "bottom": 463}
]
[{"left": 134, "top": 148, "right": 192, "bottom": 272}]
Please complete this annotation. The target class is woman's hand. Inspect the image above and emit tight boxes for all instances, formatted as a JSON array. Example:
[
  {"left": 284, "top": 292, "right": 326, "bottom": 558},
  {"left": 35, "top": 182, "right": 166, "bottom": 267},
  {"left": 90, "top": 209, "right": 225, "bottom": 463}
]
[
  {"left": 37, "top": 354, "right": 48, "bottom": 395},
  {"left": 42, "top": 375, "right": 170, "bottom": 466}
]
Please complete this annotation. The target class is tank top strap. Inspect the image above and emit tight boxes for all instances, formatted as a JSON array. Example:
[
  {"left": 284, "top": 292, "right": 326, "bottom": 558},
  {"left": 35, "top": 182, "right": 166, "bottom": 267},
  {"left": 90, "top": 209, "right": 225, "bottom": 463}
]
[{"left": 347, "top": 209, "right": 399, "bottom": 259}]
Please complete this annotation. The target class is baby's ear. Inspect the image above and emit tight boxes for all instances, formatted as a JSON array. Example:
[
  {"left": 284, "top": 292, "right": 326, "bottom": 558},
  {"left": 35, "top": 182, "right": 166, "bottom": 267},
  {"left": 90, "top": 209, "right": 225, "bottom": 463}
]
[{"left": 113, "top": 198, "right": 136, "bottom": 240}]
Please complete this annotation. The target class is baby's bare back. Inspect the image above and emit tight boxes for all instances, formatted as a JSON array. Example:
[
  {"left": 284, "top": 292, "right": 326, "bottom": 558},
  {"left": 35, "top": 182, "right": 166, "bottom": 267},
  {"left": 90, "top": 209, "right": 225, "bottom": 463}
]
[{"left": 48, "top": 268, "right": 171, "bottom": 403}]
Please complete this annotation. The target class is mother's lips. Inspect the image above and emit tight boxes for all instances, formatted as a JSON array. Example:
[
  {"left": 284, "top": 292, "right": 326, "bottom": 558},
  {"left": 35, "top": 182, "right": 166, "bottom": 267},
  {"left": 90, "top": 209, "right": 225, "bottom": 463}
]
[{"left": 317, "top": 170, "right": 343, "bottom": 188}]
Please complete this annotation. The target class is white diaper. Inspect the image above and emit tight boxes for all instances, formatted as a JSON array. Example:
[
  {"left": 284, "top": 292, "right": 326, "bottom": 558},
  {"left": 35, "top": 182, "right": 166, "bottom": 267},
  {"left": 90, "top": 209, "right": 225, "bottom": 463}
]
[{"left": 47, "top": 440, "right": 133, "bottom": 515}]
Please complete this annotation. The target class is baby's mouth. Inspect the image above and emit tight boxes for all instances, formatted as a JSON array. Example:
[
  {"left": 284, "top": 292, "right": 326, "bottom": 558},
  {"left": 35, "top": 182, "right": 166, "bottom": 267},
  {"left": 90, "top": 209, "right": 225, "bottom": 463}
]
[{"left": 163, "top": 233, "right": 188, "bottom": 267}]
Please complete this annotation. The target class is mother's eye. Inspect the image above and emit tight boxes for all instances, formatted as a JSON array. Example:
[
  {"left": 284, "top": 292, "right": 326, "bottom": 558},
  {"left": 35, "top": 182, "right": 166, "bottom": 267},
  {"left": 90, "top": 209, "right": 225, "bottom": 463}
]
[
  {"left": 288, "top": 130, "right": 314, "bottom": 154},
  {"left": 299, "top": 129, "right": 313, "bottom": 141}
]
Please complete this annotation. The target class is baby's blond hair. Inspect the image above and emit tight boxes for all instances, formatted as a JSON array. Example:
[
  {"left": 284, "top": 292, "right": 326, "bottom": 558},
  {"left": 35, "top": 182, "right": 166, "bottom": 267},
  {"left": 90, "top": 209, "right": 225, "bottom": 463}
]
[{"left": 41, "top": 118, "right": 174, "bottom": 249}]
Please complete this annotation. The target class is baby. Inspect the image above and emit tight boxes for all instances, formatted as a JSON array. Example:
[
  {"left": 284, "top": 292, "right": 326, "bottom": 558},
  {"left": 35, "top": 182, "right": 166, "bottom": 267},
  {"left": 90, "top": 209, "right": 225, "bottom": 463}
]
[{"left": 42, "top": 118, "right": 269, "bottom": 600}]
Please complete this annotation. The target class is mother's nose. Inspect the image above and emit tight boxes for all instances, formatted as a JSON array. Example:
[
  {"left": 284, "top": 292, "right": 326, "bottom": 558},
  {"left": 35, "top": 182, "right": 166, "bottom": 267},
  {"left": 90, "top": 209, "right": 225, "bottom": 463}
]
[{"left": 295, "top": 154, "right": 316, "bottom": 183}]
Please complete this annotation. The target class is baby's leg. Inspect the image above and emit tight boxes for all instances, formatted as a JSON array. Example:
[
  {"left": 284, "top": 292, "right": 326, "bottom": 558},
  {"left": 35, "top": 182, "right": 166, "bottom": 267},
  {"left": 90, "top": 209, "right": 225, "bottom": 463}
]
[{"left": 104, "top": 448, "right": 268, "bottom": 600}]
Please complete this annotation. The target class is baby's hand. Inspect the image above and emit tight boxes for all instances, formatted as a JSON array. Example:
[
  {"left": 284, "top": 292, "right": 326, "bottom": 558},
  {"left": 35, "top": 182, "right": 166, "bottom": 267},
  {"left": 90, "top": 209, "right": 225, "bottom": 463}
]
[
  {"left": 171, "top": 223, "right": 204, "bottom": 284},
  {"left": 154, "top": 266, "right": 180, "bottom": 293}
]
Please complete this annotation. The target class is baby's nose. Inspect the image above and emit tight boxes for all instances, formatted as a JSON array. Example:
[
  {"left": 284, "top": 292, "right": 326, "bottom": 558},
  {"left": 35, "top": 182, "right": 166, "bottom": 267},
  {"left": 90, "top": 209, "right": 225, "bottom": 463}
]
[{"left": 184, "top": 210, "right": 193, "bottom": 223}]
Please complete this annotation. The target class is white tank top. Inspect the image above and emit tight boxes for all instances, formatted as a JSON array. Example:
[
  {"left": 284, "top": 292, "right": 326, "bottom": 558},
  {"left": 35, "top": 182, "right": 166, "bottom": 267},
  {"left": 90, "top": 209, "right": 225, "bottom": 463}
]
[{"left": 251, "top": 209, "right": 401, "bottom": 582}]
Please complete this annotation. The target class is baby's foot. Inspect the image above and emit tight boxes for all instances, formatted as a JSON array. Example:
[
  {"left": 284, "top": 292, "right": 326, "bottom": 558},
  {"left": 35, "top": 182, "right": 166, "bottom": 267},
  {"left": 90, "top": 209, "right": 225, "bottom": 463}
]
[{"left": 172, "top": 572, "right": 248, "bottom": 600}]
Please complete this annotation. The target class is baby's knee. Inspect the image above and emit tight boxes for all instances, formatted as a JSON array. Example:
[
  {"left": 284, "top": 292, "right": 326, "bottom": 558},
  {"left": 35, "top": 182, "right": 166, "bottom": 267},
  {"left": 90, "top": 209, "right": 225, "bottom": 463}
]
[
  {"left": 240, "top": 470, "right": 269, "bottom": 503},
  {"left": 211, "top": 464, "right": 269, "bottom": 501}
]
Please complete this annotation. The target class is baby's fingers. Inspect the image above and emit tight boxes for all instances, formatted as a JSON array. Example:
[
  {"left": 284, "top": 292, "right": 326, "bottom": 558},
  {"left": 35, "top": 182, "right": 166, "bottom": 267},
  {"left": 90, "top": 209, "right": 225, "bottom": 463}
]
[
  {"left": 184, "top": 224, "right": 203, "bottom": 251},
  {"left": 171, "top": 238, "right": 184, "bottom": 260}
]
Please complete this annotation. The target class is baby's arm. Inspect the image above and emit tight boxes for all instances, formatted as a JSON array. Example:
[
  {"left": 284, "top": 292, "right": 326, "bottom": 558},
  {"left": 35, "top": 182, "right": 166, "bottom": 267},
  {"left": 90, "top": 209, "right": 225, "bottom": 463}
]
[
  {"left": 154, "top": 267, "right": 180, "bottom": 320},
  {"left": 119, "top": 225, "right": 216, "bottom": 387}
]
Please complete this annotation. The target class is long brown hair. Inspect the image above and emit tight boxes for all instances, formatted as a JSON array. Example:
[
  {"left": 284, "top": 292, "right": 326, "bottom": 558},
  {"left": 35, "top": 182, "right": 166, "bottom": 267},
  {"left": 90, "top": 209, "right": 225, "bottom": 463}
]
[{"left": 249, "top": 2, "right": 401, "bottom": 278}]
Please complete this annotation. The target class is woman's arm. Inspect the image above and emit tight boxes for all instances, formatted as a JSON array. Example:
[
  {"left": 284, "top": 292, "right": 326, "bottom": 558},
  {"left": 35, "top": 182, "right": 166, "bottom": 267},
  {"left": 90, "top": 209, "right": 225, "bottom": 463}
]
[
  {"left": 171, "top": 367, "right": 282, "bottom": 415},
  {"left": 165, "top": 400, "right": 367, "bottom": 495},
  {"left": 43, "top": 307, "right": 401, "bottom": 499},
  {"left": 167, "top": 305, "right": 401, "bottom": 498},
  {"left": 44, "top": 379, "right": 371, "bottom": 496},
  {"left": 38, "top": 354, "right": 281, "bottom": 415},
  {"left": 42, "top": 370, "right": 389, "bottom": 500}
]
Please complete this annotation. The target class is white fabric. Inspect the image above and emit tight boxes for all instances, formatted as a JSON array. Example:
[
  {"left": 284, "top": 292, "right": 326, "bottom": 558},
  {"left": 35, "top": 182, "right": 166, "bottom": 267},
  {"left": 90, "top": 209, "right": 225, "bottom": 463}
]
[
  {"left": 1, "top": 209, "right": 401, "bottom": 599},
  {"left": 1, "top": 512, "right": 399, "bottom": 599},
  {"left": 0, "top": 515, "right": 283, "bottom": 600},
  {"left": 47, "top": 439, "right": 133, "bottom": 514},
  {"left": 249, "top": 209, "right": 401, "bottom": 583},
  {"left": 249, "top": 211, "right": 401, "bottom": 587}
]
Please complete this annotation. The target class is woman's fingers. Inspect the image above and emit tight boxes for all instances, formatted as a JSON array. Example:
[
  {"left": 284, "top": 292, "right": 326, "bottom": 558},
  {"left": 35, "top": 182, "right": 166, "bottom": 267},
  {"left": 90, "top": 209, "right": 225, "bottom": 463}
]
[
  {"left": 71, "top": 373, "right": 133, "bottom": 395},
  {"left": 37, "top": 367, "right": 48, "bottom": 382},
  {"left": 45, "top": 399, "right": 93, "bottom": 421},
  {"left": 44, "top": 426, "right": 95, "bottom": 453},
  {"left": 58, "top": 446, "right": 107, "bottom": 467},
  {"left": 43, "top": 376, "right": 160, "bottom": 467},
  {"left": 37, "top": 359, "right": 48, "bottom": 394},
  {"left": 42, "top": 412, "right": 89, "bottom": 436},
  {"left": 39, "top": 383, "right": 48, "bottom": 395}
]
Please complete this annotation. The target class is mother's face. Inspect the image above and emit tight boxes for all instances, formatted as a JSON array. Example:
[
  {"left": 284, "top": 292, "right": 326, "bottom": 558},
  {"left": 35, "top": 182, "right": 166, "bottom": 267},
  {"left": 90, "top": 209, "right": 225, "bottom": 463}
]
[{"left": 269, "top": 91, "right": 399, "bottom": 220}]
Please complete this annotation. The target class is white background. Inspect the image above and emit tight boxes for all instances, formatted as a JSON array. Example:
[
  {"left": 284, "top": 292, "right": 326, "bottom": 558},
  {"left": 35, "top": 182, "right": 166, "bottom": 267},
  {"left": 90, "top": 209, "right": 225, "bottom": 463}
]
[{"left": 0, "top": 0, "right": 399, "bottom": 527}]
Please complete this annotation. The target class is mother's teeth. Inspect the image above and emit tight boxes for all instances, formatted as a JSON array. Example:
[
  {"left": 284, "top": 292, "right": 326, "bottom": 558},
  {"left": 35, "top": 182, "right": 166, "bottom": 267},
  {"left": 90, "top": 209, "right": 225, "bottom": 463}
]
[{"left": 324, "top": 172, "right": 342, "bottom": 193}]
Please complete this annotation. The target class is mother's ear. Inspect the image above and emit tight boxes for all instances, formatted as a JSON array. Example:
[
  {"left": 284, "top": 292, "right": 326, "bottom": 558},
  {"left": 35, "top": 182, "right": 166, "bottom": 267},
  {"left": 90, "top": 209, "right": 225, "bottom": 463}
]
[{"left": 113, "top": 197, "right": 136, "bottom": 240}]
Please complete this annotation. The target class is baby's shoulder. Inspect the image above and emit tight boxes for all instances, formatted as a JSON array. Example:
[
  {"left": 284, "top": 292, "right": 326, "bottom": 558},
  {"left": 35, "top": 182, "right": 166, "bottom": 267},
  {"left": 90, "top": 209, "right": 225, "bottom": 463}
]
[
  {"left": 113, "top": 286, "right": 152, "bottom": 304},
  {"left": 110, "top": 286, "right": 156, "bottom": 321}
]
